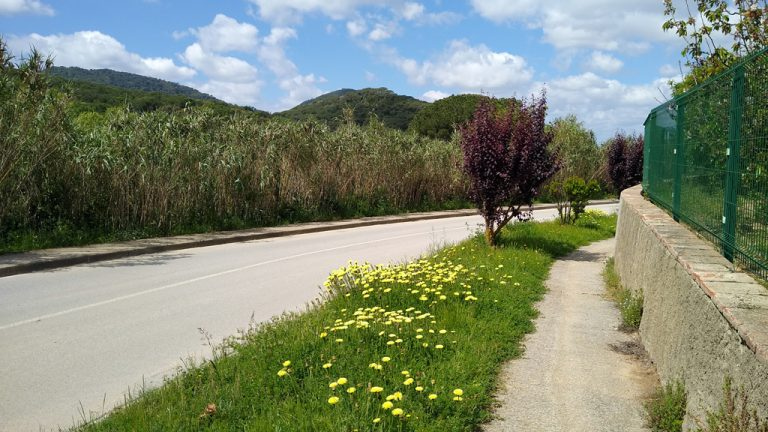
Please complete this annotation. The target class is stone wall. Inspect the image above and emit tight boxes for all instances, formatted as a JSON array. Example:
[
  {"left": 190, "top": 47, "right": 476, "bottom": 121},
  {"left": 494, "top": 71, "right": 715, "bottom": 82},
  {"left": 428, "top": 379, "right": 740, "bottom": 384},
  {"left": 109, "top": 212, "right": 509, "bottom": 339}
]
[{"left": 614, "top": 185, "right": 768, "bottom": 428}]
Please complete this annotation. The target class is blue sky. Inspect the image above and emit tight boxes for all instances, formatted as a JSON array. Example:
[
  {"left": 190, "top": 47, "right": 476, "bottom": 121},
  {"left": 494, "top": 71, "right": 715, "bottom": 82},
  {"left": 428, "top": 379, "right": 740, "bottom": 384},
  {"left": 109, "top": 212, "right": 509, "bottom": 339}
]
[{"left": 1, "top": 0, "right": 691, "bottom": 141}]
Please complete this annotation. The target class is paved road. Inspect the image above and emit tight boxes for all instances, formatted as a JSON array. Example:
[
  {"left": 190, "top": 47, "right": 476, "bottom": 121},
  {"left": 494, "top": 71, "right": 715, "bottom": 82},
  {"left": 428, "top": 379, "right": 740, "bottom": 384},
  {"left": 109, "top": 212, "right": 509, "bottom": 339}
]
[{"left": 0, "top": 205, "right": 615, "bottom": 431}]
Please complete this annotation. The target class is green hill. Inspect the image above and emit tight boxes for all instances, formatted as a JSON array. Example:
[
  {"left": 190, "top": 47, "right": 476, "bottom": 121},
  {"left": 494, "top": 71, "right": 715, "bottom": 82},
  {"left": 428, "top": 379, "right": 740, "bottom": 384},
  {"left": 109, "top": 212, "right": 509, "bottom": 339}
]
[
  {"left": 278, "top": 88, "right": 428, "bottom": 130},
  {"left": 47, "top": 69, "right": 269, "bottom": 117},
  {"left": 49, "top": 66, "right": 218, "bottom": 100},
  {"left": 408, "top": 94, "right": 520, "bottom": 140}
]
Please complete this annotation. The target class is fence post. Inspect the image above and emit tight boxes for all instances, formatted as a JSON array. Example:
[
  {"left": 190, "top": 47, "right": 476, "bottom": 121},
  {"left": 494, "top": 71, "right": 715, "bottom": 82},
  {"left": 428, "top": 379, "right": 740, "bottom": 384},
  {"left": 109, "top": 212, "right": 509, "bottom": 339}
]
[
  {"left": 723, "top": 65, "right": 745, "bottom": 262},
  {"left": 673, "top": 103, "right": 685, "bottom": 221}
]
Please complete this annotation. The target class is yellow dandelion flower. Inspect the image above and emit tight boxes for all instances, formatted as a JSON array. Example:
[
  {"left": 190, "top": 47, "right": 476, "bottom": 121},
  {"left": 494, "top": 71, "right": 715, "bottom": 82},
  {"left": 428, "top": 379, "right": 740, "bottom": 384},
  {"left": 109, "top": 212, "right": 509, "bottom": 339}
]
[
  {"left": 323, "top": 363, "right": 333, "bottom": 369},
  {"left": 416, "top": 335, "right": 424, "bottom": 339},
  {"left": 347, "top": 387, "right": 356, "bottom": 394},
  {"left": 335, "top": 338, "right": 344, "bottom": 343},
  {"left": 401, "top": 370, "right": 410, "bottom": 376},
  {"left": 404, "top": 378, "right": 414, "bottom": 386},
  {"left": 329, "top": 382, "right": 338, "bottom": 389},
  {"left": 428, "top": 393, "right": 438, "bottom": 400},
  {"left": 370, "top": 386, "right": 384, "bottom": 393},
  {"left": 453, "top": 396, "right": 463, "bottom": 401},
  {"left": 282, "top": 360, "right": 291, "bottom": 367},
  {"left": 373, "top": 418, "right": 381, "bottom": 424},
  {"left": 337, "top": 377, "right": 348, "bottom": 385},
  {"left": 415, "top": 386, "right": 424, "bottom": 392},
  {"left": 386, "top": 341, "right": 395, "bottom": 346},
  {"left": 328, "top": 396, "right": 340, "bottom": 405},
  {"left": 381, "top": 356, "right": 391, "bottom": 362},
  {"left": 391, "top": 408, "right": 404, "bottom": 416},
  {"left": 277, "top": 369, "right": 288, "bottom": 377},
  {"left": 319, "top": 332, "right": 328, "bottom": 338},
  {"left": 435, "top": 344, "right": 444, "bottom": 349},
  {"left": 382, "top": 401, "right": 394, "bottom": 410},
  {"left": 453, "top": 389, "right": 464, "bottom": 396},
  {"left": 439, "top": 330, "right": 447, "bottom": 334}
]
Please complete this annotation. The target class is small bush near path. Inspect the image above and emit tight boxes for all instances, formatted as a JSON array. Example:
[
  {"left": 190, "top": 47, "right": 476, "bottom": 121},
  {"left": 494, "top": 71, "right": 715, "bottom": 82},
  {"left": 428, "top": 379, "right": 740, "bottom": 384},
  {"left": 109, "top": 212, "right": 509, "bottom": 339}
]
[
  {"left": 74, "top": 214, "right": 616, "bottom": 431},
  {"left": 696, "top": 378, "right": 768, "bottom": 432},
  {"left": 645, "top": 381, "right": 687, "bottom": 432},
  {"left": 603, "top": 257, "right": 643, "bottom": 331}
]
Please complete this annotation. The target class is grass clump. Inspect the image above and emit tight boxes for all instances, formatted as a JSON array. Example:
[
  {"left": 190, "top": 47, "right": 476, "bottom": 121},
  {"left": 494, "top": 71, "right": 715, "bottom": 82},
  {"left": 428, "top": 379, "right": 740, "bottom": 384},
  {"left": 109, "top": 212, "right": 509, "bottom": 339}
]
[
  {"left": 696, "top": 378, "right": 768, "bottom": 432},
  {"left": 645, "top": 381, "right": 687, "bottom": 432},
  {"left": 74, "top": 214, "right": 616, "bottom": 431},
  {"left": 603, "top": 257, "right": 644, "bottom": 331}
]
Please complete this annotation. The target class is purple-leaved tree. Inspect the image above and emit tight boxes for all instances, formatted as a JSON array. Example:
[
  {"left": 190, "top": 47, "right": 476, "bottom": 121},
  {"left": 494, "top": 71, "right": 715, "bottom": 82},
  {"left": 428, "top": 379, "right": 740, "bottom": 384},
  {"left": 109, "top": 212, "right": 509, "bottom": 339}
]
[
  {"left": 605, "top": 133, "right": 644, "bottom": 194},
  {"left": 459, "top": 93, "right": 559, "bottom": 246}
]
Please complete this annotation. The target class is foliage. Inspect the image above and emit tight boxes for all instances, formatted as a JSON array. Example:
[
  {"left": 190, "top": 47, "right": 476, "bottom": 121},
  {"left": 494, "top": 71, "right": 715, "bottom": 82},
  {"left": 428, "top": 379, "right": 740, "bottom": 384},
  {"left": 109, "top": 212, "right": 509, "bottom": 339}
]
[
  {"left": 0, "top": 44, "right": 468, "bottom": 253},
  {"left": 0, "top": 41, "right": 71, "bottom": 241},
  {"left": 548, "top": 115, "right": 602, "bottom": 181},
  {"left": 696, "top": 378, "right": 768, "bottom": 432},
  {"left": 459, "top": 94, "right": 558, "bottom": 246},
  {"left": 662, "top": 0, "right": 767, "bottom": 94},
  {"left": 603, "top": 257, "right": 644, "bottom": 331},
  {"left": 408, "top": 94, "right": 518, "bottom": 140},
  {"left": 645, "top": 381, "right": 687, "bottom": 432},
  {"left": 548, "top": 176, "right": 600, "bottom": 224},
  {"left": 278, "top": 88, "right": 428, "bottom": 131},
  {"left": 49, "top": 66, "right": 219, "bottom": 100},
  {"left": 605, "top": 132, "right": 644, "bottom": 194},
  {"left": 75, "top": 215, "right": 617, "bottom": 431},
  {"left": 50, "top": 76, "right": 266, "bottom": 116}
]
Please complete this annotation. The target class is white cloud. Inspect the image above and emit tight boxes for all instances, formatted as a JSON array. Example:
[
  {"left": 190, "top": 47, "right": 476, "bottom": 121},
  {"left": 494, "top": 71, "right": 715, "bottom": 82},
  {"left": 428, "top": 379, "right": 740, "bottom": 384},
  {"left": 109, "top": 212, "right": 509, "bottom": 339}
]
[
  {"left": 421, "top": 90, "right": 450, "bottom": 102},
  {"left": 369, "top": 22, "right": 396, "bottom": 41},
  {"left": 257, "top": 27, "right": 325, "bottom": 110},
  {"left": 534, "top": 72, "right": 673, "bottom": 141},
  {"left": 365, "top": 71, "right": 376, "bottom": 82},
  {"left": 7, "top": 31, "right": 196, "bottom": 82},
  {"left": 658, "top": 63, "right": 679, "bottom": 77},
  {"left": 587, "top": 51, "right": 623, "bottom": 74},
  {"left": 192, "top": 14, "right": 259, "bottom": 53},
  {"left": 0, "top": 0, "right": 53, "bottom": 15},
  {"left": 390, "top": 40, "right": 533, "bottom": 92},
  {"left": 400, "top": 2, "right": 424, "bottom": 20},
  {"left": 182, "top": 43, "right": 259, "bottom": 82},
  {"left": 196, "top": 80, "right": 264, "bottom": 107},
  {"left": 247, "top": 0, "right": 399, "bottom": 24},
  {"left": 346, "top": 19, "right": 367, "bottom": 37},
  {"left": 470, "top": 0, "right": 674, "bottom": 53}
]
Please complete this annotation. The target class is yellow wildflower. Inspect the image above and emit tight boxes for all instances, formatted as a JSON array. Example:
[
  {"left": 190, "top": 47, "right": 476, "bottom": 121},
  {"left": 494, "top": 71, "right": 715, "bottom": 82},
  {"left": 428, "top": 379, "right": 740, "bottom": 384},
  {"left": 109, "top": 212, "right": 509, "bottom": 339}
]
[
  {"left": 347, "top": 387, "right": 356, "bottom": 394},
  {"left": 328, "top": 396, "right": 340, "bottom": 405},
  {"left": 391, "top": 408, "right": 404, "bottom": 416},
  {"left": 382, "top": 401, "right": 394, "bottom": 410},
  {"left": 428, "top": 393, "right": 438, "bottom": 400},
  {"left": 453, "top": 389, "right": 464, "bottom": 396},
  {"left": 415, "top": 386, "right": 424, "bottom": 392},
  {"left": 337, "top": 377, "right": 348, "bottom": 385},
  {"left": 403, "top": 378, "right": 414, "bottom": 386},
  {"left": 370, "top": 386, "right": 383, "bottom": 393},
  {"left": 282, "top": 360, "right": 291, "bottom": 367},
  {"left": 277, "top": 369, "right": 288, "bottom": 377},
  {"left": 323, "top": 363, "right": 332, "bottom": 369}
]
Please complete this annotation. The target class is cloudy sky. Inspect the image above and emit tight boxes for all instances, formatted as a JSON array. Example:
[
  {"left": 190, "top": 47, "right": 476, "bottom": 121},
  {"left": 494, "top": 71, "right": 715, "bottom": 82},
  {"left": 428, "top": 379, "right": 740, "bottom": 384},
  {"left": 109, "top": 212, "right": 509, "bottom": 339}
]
[{"left": 1, "top": 0, "right": 689, "bottom": 141}]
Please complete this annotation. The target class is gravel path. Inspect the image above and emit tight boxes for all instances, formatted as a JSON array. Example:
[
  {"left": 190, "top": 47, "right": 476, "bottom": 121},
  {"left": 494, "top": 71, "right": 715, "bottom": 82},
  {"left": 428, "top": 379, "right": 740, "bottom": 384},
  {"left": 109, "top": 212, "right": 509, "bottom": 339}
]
[{"left": 484, "top": 238, "right": 658, "bottom": 432}]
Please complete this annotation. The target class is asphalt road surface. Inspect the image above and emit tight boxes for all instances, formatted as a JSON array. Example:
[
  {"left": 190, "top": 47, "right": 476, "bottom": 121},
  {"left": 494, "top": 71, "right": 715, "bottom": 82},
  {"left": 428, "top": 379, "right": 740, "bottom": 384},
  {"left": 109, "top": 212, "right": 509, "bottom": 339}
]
[{"left": 0, "top": 205, "right": 615, "bottom": 431}]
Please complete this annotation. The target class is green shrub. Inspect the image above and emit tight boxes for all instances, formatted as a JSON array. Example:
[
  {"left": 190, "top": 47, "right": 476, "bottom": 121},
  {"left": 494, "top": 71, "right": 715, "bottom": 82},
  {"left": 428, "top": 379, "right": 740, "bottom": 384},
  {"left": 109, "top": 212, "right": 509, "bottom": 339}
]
[
  {"left": 645, "top": 381, "right": 687, "bottom": 432},
  {"left": 697, "top": 378, "right": 768, "bottom": 432},
  {"left": 603, "top": 258, "right": 644, "bottom": 331}
]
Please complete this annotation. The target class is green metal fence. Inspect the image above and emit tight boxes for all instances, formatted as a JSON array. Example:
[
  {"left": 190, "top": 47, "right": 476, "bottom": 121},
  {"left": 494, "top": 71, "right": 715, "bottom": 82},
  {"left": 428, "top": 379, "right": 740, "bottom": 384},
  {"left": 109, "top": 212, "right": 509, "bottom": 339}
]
[{"left": 643, "top": 48, "right": 768, "bottom": 279}]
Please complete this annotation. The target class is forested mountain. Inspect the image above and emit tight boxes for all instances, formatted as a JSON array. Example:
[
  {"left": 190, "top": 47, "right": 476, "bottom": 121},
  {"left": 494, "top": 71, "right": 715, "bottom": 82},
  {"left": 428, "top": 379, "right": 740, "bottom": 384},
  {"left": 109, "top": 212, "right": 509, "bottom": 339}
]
[
  {"left": 48, "top": 71, "right": 269, "bottom": 117},
  {"left": 278, "top": 88, "right": 428, "bottom": 130},
  {"left": 49, "top": 66, "right": 218, "bottom": 100},
  {"left": 408, "top": 94, "right": 520, "bottom": 140}
]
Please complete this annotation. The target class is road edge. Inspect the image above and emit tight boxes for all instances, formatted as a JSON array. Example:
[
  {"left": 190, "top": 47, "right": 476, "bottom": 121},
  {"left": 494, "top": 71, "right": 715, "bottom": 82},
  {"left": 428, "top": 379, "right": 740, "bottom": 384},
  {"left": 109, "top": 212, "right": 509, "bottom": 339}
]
[{"left": 0, "top": 201, "right": 617, "bottom": 277}]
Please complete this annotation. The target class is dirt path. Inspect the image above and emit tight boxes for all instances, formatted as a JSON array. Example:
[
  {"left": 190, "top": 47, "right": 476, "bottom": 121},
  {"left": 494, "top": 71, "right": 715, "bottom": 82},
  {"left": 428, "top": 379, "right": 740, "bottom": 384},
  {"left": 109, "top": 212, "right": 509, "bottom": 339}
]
[{"left": 484, "top": 238, "right": 658, "bottom": 432}]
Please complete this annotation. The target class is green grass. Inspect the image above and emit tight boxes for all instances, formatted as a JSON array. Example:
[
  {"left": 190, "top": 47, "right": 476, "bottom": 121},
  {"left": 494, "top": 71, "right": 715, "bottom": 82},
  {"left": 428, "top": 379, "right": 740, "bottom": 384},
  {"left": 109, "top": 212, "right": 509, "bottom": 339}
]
[
  {"left": 645, "top": 381, "right": 687, "bottom": 432},
  {"left": 603, "top": 257, "right": 644, "bottom": 331},
  {"left": 74, "top": 213, "right": 617, "bottom": 432},
  {"left": 697, "top": 378, "right": 768, "bottom": 432}
]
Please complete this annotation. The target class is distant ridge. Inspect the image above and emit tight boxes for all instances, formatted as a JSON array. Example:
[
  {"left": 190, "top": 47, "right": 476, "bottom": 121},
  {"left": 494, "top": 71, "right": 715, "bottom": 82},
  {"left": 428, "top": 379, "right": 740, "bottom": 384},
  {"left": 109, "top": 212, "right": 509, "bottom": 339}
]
[
  {"left": 278, "top": 87, "right": 428, "bottom": 130},
  {"left": 49, "top": 66, "right": 219, "bottom": 101}
]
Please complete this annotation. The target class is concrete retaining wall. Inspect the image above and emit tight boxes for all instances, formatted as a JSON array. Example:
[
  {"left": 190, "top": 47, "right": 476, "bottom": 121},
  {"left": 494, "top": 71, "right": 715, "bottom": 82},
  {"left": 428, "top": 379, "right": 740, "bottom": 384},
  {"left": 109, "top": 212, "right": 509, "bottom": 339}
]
[{"left": 614, "top": 185, "right": 768, "bottom": 428}]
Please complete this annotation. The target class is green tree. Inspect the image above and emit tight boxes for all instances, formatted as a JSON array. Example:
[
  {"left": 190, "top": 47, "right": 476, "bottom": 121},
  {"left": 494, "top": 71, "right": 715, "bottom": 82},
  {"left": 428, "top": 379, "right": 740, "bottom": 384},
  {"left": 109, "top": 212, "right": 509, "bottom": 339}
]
[
  {"left": 663, "top": 0, "right": 767, "bottom": 94},
  {"left": 548, "top": 115, "right": 602, "bottom": 181},
  {"left": 408, "top": 94, "right": 518, "bottom": 140},
  {"left": 547, "top": 177, "right": 600, "bottom": 224}
]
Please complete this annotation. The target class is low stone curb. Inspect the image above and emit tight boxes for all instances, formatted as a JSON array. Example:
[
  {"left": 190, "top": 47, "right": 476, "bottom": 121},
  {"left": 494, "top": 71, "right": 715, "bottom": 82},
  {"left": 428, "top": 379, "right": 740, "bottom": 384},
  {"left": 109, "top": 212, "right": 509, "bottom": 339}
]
[{"left": 0, "top": 200, "right": 618, "bottom": 278}]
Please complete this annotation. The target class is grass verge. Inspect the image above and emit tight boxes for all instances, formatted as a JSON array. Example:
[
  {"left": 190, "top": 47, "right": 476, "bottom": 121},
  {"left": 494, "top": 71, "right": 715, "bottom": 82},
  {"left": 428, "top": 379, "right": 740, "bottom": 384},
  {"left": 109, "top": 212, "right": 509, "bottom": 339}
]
[
  {"left": 75, "top": 213, "right": 616, "bottom": 432},
  {"left": 603, "top": 257, "right": 643, "bottom": 331}
]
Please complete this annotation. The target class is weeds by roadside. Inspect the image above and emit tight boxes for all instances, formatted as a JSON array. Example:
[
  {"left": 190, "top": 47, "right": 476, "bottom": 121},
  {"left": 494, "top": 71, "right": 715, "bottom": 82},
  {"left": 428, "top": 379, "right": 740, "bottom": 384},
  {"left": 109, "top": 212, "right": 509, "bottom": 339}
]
[
  {"left": 696, "top": 378, "right": 768, "bottom": 432},
  {"left": 645, "top": 381, "right": 687, "bottom": 432},
  {"left": 603, "top": 257, "right": 643, "bottom": 331}
]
